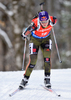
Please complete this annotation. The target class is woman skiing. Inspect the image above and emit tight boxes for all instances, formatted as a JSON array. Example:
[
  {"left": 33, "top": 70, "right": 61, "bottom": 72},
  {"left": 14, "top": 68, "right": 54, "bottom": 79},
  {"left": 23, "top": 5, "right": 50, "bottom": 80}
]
[{"left": 19, "top": 11, "right": 57, "bottom": 89}]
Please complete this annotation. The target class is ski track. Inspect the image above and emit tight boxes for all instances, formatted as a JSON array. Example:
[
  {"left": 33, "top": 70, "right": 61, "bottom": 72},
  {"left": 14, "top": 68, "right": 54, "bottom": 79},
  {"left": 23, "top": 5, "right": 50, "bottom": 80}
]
[{"left": 0, "top": 69, "right": 71, "bottom": 100}]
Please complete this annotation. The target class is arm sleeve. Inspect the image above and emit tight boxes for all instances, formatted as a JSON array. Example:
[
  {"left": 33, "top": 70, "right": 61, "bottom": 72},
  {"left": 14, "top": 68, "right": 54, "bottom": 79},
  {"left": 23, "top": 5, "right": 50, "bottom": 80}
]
[{"left": 24, "top": 22, "right": 37, "bottom": 35}]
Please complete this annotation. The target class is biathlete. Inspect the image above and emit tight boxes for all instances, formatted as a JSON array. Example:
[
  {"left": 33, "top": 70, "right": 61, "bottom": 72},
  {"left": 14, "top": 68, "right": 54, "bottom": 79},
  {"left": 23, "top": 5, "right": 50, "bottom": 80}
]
[{"left": 19, "top": 11, "right": 57, "bottom": 89}]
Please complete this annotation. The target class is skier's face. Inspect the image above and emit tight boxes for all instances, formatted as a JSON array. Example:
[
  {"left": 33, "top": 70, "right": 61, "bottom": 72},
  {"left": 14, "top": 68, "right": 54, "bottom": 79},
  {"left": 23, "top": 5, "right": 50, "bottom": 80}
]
[{"left": 40, "top": 20, "right": 49, "bottom": 28}]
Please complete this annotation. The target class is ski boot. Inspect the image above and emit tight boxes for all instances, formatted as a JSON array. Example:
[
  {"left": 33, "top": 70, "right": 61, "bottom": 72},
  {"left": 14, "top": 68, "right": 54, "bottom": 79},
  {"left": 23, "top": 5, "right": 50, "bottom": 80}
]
[
  {"left": 19, "top": 76, "right": 29, "bottom": 89},
  {"left": 44, "top": 75, "right": 51, "bottom": 88}
]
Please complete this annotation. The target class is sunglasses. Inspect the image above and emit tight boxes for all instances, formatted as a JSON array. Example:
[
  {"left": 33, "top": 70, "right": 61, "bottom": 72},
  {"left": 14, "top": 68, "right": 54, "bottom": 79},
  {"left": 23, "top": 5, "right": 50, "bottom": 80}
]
[{"left": 40, "top": 20, "right": 49, "bottom": 24}]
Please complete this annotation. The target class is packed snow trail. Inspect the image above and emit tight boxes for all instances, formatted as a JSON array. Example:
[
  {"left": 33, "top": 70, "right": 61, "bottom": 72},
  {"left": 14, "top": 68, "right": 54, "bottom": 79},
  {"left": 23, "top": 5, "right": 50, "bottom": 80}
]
[{"left": 0, "top": 69, "right": 71, "bottom": 100}]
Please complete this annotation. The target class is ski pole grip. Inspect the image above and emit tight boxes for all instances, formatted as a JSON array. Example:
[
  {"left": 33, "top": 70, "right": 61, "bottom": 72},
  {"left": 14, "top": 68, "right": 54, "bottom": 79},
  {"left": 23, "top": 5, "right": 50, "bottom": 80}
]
[
  {"left": 40, "top": 2, "right": 45, "bottom": 6},
  {"left": 21, "top": 34, "right": 28, "bottom": 41}
]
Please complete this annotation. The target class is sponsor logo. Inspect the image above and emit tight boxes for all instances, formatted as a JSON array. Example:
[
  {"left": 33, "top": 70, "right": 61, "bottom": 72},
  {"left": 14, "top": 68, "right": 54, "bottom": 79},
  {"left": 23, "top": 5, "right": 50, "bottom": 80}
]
[
  {"left": 33, "top": 48, "right": 36, "bottom": 52},
  {"left": 41, "top": 16, "right": 47, "bottom": 21}
]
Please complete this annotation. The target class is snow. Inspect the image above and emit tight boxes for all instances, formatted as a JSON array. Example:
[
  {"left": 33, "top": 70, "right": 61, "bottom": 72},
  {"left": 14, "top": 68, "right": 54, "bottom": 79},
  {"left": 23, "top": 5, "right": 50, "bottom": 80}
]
[
  {"left": 0, "top": 2, "right": 6, "bottom": 10},
  {"left": 64, "top": 1, "right": 71, "bottom": 6},
  {"left": 0, "top": 69, "right": 71, "bottom": 100},
  {"left": 0, "top": 28, "right": 13, "bottom": 48},
  {"left": 0, "top": 2, "right": 13, "bottom": 16},
  {"left": 7, "top": 11, "right": 13, "bottom": 16}
]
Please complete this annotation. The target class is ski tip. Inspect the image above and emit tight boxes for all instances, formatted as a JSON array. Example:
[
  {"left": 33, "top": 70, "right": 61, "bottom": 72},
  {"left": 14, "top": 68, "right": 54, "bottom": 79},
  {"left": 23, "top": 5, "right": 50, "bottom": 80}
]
[
  {"left": 58, "top": 94, "right": 61, "bottom": 97},
  {"left": 9, "top": 94, "right": 11, "bottom": 96}
]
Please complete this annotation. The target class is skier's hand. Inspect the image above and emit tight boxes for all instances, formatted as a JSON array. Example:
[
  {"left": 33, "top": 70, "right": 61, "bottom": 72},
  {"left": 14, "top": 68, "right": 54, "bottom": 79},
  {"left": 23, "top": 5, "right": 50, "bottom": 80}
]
[
  {"left": 50, "top": 16, "right": 57, "bottom": 26},
  {"left": 50, "top": 21, "right": 54, "bottom": 26},
  {"left": 21, "top": 34, "right": 28, "bottom": 40}
]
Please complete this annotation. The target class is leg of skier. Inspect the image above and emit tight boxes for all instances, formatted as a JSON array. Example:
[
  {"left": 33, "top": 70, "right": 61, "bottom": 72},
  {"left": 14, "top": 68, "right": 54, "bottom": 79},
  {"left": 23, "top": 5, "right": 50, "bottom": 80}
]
[
  {"left": 41, "top": 39, "right": 52, "bottom": 88},
  {"left": 19, "top": 41, "right": 39, "bottom": 89}
]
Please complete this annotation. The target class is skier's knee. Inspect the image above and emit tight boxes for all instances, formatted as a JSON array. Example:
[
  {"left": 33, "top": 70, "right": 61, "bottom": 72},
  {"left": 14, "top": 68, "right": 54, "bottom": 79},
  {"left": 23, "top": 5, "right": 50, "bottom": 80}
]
[{"left": 28, "top": 64, "right": 35, "bottom": 68}]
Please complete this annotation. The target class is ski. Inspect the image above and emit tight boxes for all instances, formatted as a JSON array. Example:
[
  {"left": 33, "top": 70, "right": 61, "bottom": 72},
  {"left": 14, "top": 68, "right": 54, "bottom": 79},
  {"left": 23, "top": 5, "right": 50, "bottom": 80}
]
[
  {"left": 41, "top": 85, "right": 61, "bottom": 97},
  {"left": 9, "top": 87, "right": 24, "bottom": 97}
]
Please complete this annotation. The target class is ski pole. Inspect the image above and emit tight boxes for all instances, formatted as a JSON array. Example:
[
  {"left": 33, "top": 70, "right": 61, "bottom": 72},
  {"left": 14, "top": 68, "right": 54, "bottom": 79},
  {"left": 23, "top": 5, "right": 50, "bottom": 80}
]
[
  {"left": 52, "top": 27, "right": 62, "bottom": 63},
  {"left": 22, "top": 38, "right": 27, "bottom": 70}
]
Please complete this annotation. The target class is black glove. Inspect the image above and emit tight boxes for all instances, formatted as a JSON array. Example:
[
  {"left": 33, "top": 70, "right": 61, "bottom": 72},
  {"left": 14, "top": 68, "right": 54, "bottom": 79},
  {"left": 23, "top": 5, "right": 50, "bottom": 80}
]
[
  {"left": 50, "top": 16, "right": 57, "bottom": 26},
  {"left": 21, "top": 34, "right": 27, "bottom": 40}
]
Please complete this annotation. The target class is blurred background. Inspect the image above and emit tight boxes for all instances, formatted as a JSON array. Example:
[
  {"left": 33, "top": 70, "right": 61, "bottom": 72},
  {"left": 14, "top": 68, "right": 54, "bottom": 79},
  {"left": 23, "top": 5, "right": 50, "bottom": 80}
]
[{"left": 0, "top": 0, "right": 71, "bottom": 71}]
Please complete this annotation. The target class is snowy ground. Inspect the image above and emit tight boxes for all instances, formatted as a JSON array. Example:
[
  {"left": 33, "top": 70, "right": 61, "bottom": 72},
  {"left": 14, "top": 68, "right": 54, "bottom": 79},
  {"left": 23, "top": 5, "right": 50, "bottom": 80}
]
[{"left": 0, "top": 69, "right": 71, "bottom": 100}]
